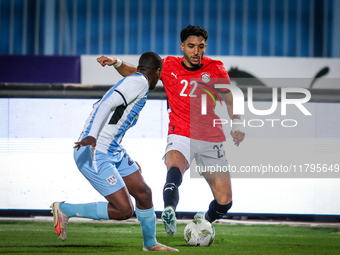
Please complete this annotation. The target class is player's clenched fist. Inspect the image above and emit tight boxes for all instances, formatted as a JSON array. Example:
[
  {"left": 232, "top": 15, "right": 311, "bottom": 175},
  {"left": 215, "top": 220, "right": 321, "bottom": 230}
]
[
  {"left": 97, "top": 55, "right": 116, "bottom": 67},
  {"left": 230, "top": 130, "right": 245, "bottom": 147}
]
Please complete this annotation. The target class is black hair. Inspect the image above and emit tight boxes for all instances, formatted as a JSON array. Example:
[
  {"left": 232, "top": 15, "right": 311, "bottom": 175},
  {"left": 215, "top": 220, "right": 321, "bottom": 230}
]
[
  {"left": 180, "top": 25, "right": 208, "bottom": 43},
  {"left": 137, "top": 51, "right": 162, "bottom": 75}
]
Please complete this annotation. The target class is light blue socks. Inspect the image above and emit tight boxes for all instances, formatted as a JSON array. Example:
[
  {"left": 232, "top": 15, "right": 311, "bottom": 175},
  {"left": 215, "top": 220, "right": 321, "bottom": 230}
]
[
  {"left": 60, "top": 202, "right": 157, "bottom": 247},
  {"left": 60, "top": 202, "right": 109, "bottom": 220},
  {"left": 135, "top": 207, "right": 157, "bottom": 248}
]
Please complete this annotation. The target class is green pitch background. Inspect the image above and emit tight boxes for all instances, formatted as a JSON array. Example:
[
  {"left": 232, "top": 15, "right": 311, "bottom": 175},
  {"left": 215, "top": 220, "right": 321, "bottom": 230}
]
[{"left": 0, "top": 221, "right": 339, "bottom": 254}]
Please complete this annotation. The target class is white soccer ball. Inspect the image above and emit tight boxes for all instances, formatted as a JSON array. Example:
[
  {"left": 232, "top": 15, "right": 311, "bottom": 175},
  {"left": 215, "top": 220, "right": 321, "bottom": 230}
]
[{"left": 183, "top": 219, "right": 215, "bottom": 247}]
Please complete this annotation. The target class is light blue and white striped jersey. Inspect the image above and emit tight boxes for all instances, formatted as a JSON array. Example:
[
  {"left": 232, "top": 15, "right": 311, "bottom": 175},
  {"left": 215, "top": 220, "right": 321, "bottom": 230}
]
[{"left": 78, "top": 73, "right": 149, "bottom": 157}]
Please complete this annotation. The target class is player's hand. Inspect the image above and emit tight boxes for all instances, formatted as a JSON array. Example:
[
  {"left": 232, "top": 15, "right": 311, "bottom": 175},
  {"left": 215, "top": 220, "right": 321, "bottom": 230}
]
[
  {"left": 97, "top": 55, "right": 117, "bottom": 67},
  {"left": 230, "top": 130, "right": 245, "bottom": 146},
  {"left": 135, "top": 161, "right": 142, "bottom": 173},
  {"left": 73, "top": 136, "right": 97, "bottom": 150}
]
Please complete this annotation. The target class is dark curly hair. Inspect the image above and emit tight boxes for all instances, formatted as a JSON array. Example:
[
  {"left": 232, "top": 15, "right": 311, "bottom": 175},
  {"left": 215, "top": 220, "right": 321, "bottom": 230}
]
[
  {"left": 180, "top": 25, "right": 208, "bottom": 43},
  {"left": 137, "top": 51, "right": 163, "bottom": 75}
]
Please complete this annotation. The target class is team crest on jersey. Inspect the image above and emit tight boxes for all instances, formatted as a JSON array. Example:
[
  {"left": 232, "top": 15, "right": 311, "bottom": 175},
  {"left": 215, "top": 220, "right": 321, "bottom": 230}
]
[
  {"left": 201, "top": 72, "right": 211, "bottom": 83},
  {"left": 106, "top": 174, "right": 118, "bottom": 186}
]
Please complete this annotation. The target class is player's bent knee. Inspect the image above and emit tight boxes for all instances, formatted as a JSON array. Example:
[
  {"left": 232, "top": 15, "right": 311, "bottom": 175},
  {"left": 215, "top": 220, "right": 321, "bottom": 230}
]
[
  {"left": 140, "top": 188, "right": 153, "bottom": 206},
  {"left": 135, "top": 183, "right": 152, "bottom": 200},
  {"left": 142, "top": 184, "right": 152, "bottom": 198},
  {"left": 215, "top": 195, "right": 232, "bottom": 205},
  {"left": 120, "top": 205, "right": 134, "bottom": 220},
  {"left": 108, "top": 201, "right": 134, "bottom": 220},
  {"left": 165, "top": 151, "right": 189, "bottom": 172}
]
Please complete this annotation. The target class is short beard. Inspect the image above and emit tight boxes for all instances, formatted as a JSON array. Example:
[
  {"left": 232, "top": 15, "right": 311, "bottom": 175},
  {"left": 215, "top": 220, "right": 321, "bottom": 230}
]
[{"left": 190, "top": 62, "right": 200, "bottom": 68}]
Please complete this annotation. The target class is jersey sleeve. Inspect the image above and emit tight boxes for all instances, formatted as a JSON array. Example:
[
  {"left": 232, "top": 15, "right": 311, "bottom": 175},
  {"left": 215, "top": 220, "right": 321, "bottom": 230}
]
[
  {"left": 215, "top": 61, "right": 231, "bottom": 94},
  {"left": 115, "top": 75, "right": 148, "bottom": 105},
  {"left": 160, "top": 57, "right": 168, "bottom": 81},
  {"left": 87, "top": 75, "right": 147, "bottom": 139},
  {"left": 87, "top": 91, "right": 125, "bottom": 139}
]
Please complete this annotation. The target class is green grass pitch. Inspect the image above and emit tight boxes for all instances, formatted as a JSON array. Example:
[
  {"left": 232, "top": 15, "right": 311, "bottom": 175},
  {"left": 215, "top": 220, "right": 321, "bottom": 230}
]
[{"left": 0, "top": 220, "right": 339, "bottom": 254}]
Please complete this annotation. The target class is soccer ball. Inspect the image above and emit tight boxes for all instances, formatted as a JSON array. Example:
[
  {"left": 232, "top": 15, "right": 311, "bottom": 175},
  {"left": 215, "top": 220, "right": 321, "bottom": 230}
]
[{"left": 183, "top": 219, "right": 215, "bottom": 247}]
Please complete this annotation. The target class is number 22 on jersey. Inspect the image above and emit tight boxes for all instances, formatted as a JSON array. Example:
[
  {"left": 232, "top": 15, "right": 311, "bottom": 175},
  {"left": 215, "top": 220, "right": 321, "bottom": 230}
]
[{"left": 179, "top": 80, "right": 198, "bottom": 97}]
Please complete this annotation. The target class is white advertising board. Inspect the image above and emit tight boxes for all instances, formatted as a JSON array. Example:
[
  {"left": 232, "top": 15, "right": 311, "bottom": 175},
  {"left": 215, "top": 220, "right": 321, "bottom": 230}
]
[{"left": 1, "top": 98, "right": 339, "bottom": 215}]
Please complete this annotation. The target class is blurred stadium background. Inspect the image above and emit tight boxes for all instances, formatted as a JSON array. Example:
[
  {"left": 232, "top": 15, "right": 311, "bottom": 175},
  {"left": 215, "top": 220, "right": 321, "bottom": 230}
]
[
  {"left": 0, "top": 0, "right": 339, "bottom": 223},
  {"left": 0, "top": 0, "right": 339, "bottom": 56}
]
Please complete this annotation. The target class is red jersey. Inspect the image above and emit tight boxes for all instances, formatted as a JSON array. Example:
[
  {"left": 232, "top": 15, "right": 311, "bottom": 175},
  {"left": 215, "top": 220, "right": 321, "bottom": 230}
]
[{"left": 161, "top": 56, "right": 230, "bottom": 142}]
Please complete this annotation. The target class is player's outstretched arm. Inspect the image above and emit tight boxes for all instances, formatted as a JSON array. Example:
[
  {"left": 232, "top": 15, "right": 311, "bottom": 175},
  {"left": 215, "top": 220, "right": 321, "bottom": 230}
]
[
  {"left": 221, "top": 92, "right": 245, "bottom": 146},
  {"left": 97, "top": 55, "right": 137, "bottom": 77}
]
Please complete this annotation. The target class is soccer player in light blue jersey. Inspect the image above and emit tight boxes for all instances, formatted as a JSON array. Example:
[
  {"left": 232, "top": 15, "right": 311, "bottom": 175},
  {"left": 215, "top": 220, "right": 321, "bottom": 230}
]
[{"left": 51, "top": 52, "right": 178, "bottom": 252}]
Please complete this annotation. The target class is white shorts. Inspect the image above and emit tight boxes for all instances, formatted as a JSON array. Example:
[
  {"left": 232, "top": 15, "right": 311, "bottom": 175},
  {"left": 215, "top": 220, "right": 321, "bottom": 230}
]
[{"left": 164, "top": 134, "right": 229, "bottom": 173}]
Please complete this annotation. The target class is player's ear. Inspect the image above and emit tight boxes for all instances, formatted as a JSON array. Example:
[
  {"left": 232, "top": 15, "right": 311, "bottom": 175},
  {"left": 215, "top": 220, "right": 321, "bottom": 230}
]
[
  {"left": 154, "top": 68, "right": 160, "bottom": 78},
  {"left": 180, "top": 42, "right": 184, "bottom": 52}
]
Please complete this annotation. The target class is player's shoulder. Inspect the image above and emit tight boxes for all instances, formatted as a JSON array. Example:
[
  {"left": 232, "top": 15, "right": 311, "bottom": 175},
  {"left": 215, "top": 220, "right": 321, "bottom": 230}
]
[
  {"left": 202, "top": 57, "right": 228, "bottom": 75},
  {"left": 119, "top": 73, "right": 148, "bottom": 89},
  {"left": 163, "top": 56, "right": 182, "bottom": 65},
  {"left": 162, "top": 56, "right": 183, "bottom": 76},
  {"left": 126, "top": 72, "right": 146, "bottom": 80},
  {"left": 202, "top": 56, "right": 224, "bottom": 67}
]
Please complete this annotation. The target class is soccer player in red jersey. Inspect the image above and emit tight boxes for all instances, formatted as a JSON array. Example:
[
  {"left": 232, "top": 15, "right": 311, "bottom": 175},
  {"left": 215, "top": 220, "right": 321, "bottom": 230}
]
[{"left": 97, "top": 25, "right": 245, "bottom": 236}]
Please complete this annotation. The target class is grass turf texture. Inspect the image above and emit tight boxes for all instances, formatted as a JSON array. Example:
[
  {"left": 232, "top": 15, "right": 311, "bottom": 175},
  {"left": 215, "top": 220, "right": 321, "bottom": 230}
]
[{"left": 0, "top": 221, "right": 339, "bottom": 254}]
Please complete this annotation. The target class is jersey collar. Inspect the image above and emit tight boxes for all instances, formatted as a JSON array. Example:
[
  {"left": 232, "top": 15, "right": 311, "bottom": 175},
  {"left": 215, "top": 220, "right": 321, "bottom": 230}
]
[
  {"left": 136, "top": 72, "right": 149, "bottom": 82},
  {"left": 181, "top": 61, "right": 204, "bottom": 71}
]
